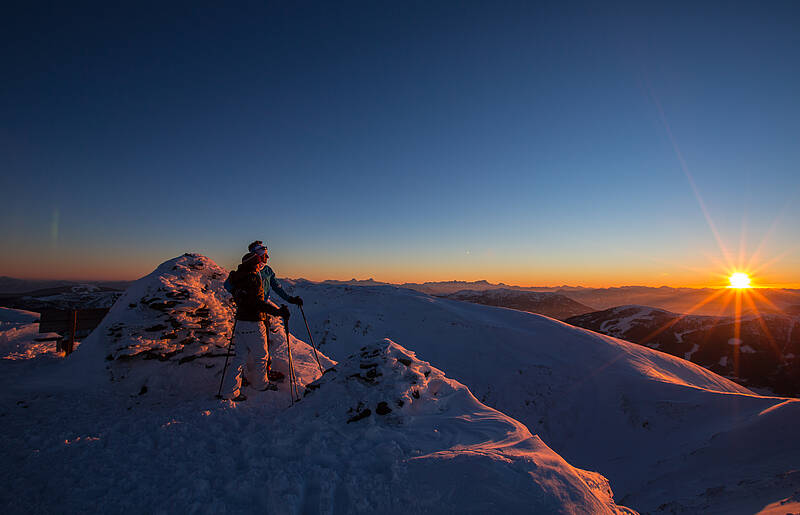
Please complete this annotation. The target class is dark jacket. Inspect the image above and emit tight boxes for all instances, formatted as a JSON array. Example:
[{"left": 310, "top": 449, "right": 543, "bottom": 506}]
[{"left": 227, "top": 266, "right": 283, "bottom": 322}]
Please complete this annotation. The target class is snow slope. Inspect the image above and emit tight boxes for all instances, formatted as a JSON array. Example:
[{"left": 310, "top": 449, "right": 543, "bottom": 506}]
[
  {"left": 567, "top": 305, "right": 800, "bottom": 396},
  {"left": 0, "top": 338, "right": 634, "bottom": 513},
  {"left": 0, "top": 307, "right": 63, "bottom": 361},
  {"left": 0, "top": 256, "right": 634, "bottom": 514},
  {"left": 0, "top": 307, "right": 39, "bottom": 326},
  {"left": 285, "top": 280, "right": 800, "bottom": 514}
]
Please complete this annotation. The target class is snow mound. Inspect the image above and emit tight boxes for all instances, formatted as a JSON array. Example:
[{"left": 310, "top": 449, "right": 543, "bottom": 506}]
[
  {"left": 65, "top": 254, "right": 334, "bottom": 397},
  {"left": 276, "top": 339, "right": 633, "bottom": 514},
  {"left": 90, "top": 253, "right": 234, "bottom": 361}
]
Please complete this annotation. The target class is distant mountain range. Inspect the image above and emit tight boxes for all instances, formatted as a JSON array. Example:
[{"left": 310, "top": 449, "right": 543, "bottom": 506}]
[
  {"left": 314, "top": 279, "right": 800, "bottom": 316},
  {"left": 317, "top": 278, "right": 575, "bottom": 295},
  {"left": 416, "top": 281, "right": 800, "bottom": 395},
  {"left": 0, "top": 276, "right": 132, "bottom": 294},
  {"left": 566, "top": 305, "right": 800, "bottom": 396},
  {"left": 0, "top": 280, "right": 129, "bottom": 311},
  {"left": 554, "top": 286, "right": 800, "bottom": 316},
  {"left": 7, "top": 275, "right": 799, "bottom": 316},
  {"left": 437, "top": 288, "right": 595, "bottom": 320}
]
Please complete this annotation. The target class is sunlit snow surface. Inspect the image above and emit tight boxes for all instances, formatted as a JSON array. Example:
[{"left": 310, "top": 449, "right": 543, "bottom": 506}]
[
  {"left": 0, "top": 256, "right": 632, "bottom": 514},
  {"left": 0, "top": 307, "right": 64, "bottom": 360},
  {"left": 2, "top": 254, "right": 799, "bottom": 513},
  {"left": 288, "top": 280, "right": 800, "bottom": 514}
]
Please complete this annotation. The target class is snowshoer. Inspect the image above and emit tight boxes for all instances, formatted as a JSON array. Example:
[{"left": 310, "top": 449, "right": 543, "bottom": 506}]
[{"left": 221, "top": 251, "right": 291, "bottom": 401}]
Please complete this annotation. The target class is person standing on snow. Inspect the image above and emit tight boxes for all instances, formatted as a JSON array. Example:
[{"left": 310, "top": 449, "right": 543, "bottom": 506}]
[
  {"left": 221, "top": 251, "right": 291, "bottom": 402},
  {"left": 236, "top": 241, "right": 303, "bottom": 379},
  {"left": 246, "top": 240, "right": 304, "bottom": 308}
]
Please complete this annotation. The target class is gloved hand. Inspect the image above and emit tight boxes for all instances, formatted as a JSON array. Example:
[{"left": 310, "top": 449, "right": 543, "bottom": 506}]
[
  {"left": 289, "top": 296, "right": 303, "bottom": 307},
  {"left": 278, "top": 305, "right": 291, "bottom": 320}
]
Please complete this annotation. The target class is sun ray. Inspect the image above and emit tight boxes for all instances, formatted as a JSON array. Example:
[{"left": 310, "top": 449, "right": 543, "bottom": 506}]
[
  {"left": 640, "top": 288, "right": 730, "bottom": 345},
  {"left": 703, "top": 289, "right": 735, "bottom": 332},
  {"left": 738, "top": 217, "right": 748, "bottom": 271},
  {"left": 749, "top": 247, "right": 797, "bottom": 278},
  {"left": 688, "top": 289, "right": 736, "bottom": 356},
  {"left": 632, "top": 253, "right": 716, "bottom": 277},
  {"left": 645, "top": 83, "right": 735, "bottom": 271},
  {"left": 732, "top": 289, "right": 744, "bottom": 379},
  {"left": 742, "top": 290, "right": 783, "bottom": 358},
  {"left": 715, "top": 290, "right": 735, "bottom": 316},
  {"left": 748, "top": 288, "right": 783, "bottom": 314},
  {"left": 745, "top": 202, "right": 790, "bottom": 272}
]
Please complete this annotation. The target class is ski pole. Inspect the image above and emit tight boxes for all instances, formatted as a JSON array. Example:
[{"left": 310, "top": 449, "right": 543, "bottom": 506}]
[
  {"left": 299, "top": 305, "right": 324, "bottom": 373},
  {"left": 216, "top": 319, "right": 237, "bottom": 399},
  {"left": 283, "top": 308, "right": 299, "bottom": 404}
]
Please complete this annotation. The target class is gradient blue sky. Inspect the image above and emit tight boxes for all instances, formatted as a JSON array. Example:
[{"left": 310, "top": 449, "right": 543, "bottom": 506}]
[{"left": 2, "top": 1, "right": 799, "bottom": 286}]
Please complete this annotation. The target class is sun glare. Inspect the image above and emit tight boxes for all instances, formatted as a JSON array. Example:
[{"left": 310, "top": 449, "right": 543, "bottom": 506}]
[{"left": 729, "top": 272, "right": 751, "bottom": 289}]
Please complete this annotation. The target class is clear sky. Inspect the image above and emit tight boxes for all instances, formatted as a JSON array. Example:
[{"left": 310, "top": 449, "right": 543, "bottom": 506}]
[{"left": 2, "top": 1, "right": 799, "bottom": 287}]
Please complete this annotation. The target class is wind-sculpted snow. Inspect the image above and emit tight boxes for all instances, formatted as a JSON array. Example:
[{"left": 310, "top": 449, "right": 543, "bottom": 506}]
[
  {"left": 276, "top": 339, "right": 632, "bottom": 513},
  {"left": 0, "top": 255, "right": 636, "bottom": 513},
  {"left": 4, "top": 255, "right": 798, "bottom": 513},
  {"left": 0, "top": 318, "right": 633, "bottom": 513},
  {"left": 287, "top": 280, "right": 800, "bottom": 514},
  {"left": 92, "top": 253, "right": 234, "bottom": 361}
]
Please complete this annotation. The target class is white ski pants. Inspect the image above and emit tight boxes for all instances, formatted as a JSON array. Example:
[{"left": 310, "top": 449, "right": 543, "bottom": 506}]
[{"left": 222, "top": 320, "right": 269, "bottom": 399}]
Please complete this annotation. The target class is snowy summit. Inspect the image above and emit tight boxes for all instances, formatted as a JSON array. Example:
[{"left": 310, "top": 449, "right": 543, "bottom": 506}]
[{"left": 1, "top": 254, "right": 635, "bottom": 513}]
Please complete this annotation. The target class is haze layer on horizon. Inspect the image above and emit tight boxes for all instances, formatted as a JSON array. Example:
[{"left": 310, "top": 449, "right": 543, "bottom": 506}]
[{"left": 2, "top": 2, "right": 799, "bottom": 288}]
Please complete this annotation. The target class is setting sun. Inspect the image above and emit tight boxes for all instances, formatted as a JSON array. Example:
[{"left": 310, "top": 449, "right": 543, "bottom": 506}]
[{"left": 729, "top": 272, "right": 752, "bottom": 289}]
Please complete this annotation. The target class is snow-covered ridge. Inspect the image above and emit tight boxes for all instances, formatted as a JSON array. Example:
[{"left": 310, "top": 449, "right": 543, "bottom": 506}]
[
  {"left": 286, "top": 280, "right": 800, "bottom": 513},
  {"left": 1, "top": 256, "right": 636, "bottom": 513},
  {"left": 6, "top": 256, "right": 800, "bottom": 513},
  {"left": 439, "top": 287, "right": 595, "bottom": 320},
  {"left": 566, "top": 304, "right": 800, "bottom": 396}
]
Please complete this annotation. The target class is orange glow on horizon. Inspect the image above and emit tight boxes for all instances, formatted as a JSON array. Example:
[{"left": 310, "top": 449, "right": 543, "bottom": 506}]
[{"left": 1, "top": 246, "right": 796, "bottom": 289}]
